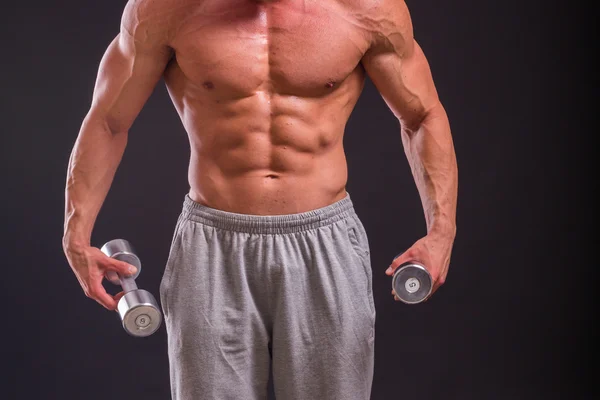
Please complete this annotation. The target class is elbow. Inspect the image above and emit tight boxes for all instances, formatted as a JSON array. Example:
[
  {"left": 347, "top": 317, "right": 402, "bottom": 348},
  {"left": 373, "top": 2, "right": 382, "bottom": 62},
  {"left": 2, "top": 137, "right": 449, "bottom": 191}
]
[
  {"left": 83, "top": 110, "right": 129, "bottom": 137},
  {"left": 399, "top": 113, "right": 427, "bottom": 137},
  {"left": 399, "top": 101, "right": 446, "bottom": 138}
]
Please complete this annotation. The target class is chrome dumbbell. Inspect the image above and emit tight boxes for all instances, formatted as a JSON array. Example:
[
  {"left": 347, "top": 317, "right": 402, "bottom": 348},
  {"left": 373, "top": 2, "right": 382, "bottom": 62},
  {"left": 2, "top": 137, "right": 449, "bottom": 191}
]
[
  {"left": 392, "top": 261, "right": 433, "bottom": 304},
  {"left": 101, "top": 239, "right": 162, "bottom": 337}
]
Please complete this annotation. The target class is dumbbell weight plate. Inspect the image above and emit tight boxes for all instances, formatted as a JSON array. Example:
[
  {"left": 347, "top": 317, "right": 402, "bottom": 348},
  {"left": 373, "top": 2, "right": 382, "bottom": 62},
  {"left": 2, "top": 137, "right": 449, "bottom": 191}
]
[
  {"left": 392, "top": 262, "right": 433, "bottom": 304},
  {"left": 118, "top": 290, "right": 162, "bottom": 337}
]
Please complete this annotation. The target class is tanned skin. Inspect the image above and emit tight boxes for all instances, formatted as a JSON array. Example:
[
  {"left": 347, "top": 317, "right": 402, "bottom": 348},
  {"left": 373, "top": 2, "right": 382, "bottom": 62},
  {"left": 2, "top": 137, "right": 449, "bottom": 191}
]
[{"left": 63, "top": 0, "right": 457, "bottom": 310}]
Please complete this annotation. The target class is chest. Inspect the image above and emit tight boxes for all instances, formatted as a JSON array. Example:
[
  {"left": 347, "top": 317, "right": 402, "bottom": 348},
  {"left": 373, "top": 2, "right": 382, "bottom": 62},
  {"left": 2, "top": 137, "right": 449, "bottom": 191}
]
[{"left": 168, "top": 0, "right": 370, "bottom": 96}]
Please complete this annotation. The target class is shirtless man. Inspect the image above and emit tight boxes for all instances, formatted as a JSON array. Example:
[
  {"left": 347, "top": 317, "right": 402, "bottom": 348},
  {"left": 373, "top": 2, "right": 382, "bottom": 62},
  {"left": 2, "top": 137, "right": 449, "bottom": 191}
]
[{"left": 63, "top": 0, "right": 457, "bottom": 398}]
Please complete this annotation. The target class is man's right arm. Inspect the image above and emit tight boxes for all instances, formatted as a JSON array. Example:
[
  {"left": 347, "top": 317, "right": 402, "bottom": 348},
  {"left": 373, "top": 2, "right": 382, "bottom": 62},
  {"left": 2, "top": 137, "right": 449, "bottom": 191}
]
[{"left": 63, "top": 1, "right": 173, "bottom": 310}]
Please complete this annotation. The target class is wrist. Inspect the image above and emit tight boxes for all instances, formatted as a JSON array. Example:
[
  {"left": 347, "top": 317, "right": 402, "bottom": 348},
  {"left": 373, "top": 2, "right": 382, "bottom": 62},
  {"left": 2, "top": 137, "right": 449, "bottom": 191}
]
[
  {"left": 427, "top": 219, "right": 456, "bottom": 240},
  {"left": 62, "top": 233, "right": 90, "bottom": 253}
]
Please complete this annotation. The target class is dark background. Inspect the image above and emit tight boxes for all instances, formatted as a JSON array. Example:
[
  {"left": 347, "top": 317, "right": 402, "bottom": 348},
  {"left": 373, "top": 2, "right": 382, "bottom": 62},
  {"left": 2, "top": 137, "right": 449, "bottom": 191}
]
[{"left": 1, "top": 0, "right": 594, "bottom": 399}]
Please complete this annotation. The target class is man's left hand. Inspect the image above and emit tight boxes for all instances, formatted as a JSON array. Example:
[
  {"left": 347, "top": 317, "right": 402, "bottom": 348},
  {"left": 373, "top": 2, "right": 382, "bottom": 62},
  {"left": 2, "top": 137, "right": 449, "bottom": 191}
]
[{"left": 385, "top": 233, "right": 454, "bottom": 301}]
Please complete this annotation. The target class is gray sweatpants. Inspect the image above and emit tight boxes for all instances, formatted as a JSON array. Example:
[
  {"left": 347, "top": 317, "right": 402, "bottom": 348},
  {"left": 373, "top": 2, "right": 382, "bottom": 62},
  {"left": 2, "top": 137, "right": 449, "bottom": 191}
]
[{"left": 160, "top": 192, "right": 375, "bottom": 400}]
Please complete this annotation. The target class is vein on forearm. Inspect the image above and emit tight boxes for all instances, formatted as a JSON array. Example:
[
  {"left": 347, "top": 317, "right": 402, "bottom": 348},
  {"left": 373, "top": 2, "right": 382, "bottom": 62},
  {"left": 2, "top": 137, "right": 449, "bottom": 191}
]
[
  {"left": 64, "top": 116, "right": 127, "bottom": 240},
  {"left": 401, "top": 105, "right": 457, "bottom": 234}
]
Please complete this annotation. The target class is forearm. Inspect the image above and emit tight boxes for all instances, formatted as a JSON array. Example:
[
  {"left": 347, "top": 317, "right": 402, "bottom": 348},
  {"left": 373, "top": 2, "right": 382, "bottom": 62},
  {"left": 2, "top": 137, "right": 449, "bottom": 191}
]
[
  {"left": 63, "top": 113, "right": 128, "bottom": 250},
  {"left": 401, "top": 103, "right": 457, "bottom": 238}
]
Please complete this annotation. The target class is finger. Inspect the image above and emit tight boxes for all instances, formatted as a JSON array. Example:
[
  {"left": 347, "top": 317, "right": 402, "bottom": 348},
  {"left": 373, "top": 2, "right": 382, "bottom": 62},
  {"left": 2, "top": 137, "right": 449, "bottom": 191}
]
[
  {"left": 102, "top": 257, "right": 138, "bottom": 277},
  {"left": 385, "top": 249, "right": 413, "bottom": 276},
  {"left": 429, "top": 266, "right": 449, "bottom": 295},
  {"left": 114, "top": 291, "right": 125, "bottom": 303},
  {"left": 89, "top": 280, "right": 119, "bottom": 310},
  {"left": 104, "top": 270, "right": 121, "bottom": 285}
]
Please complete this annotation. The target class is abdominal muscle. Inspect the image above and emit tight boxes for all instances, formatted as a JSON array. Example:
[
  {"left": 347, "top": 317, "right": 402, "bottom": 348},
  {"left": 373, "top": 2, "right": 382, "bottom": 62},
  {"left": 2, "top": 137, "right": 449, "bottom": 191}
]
[
  {"left": 165, "top": 74, "right": 358, "bottom": 216},
  {"left": 190, "top": 143, "right": 349, "bottom": 216}
]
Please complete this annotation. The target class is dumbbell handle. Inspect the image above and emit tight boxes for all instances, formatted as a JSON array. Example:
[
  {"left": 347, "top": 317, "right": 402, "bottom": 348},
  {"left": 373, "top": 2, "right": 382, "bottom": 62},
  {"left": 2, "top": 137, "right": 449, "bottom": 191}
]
[
  {"left": 110, "top": 254, "right": 139, "bottom": 294},
  {"left": 101, "top": 239, "right": 142, "bottom": 292}
]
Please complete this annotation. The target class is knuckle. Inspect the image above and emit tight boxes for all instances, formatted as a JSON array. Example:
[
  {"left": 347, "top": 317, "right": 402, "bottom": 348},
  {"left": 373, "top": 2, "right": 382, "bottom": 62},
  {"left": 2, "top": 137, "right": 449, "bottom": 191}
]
[{"left": 85, "top": 287, "right": 98, "bottom": 298}]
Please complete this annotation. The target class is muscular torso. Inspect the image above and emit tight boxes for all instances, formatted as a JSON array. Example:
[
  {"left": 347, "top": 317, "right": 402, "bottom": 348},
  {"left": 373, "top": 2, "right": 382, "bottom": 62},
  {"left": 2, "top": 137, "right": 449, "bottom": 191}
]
[{"left": 160, "top": 0, "right": 372, "bottom": 214}]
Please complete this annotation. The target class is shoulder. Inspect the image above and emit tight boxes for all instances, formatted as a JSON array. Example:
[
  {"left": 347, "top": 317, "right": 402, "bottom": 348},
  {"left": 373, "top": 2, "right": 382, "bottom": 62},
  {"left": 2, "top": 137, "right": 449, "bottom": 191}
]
[
  {"left": 347, "top": 0, "right": 414, "bottom": 56},
  {"left": 121, "top": 0, "right": 182, "bottom": 43},
  {"left": 340, "top": 0, "right": 411, "bottom": 23}
]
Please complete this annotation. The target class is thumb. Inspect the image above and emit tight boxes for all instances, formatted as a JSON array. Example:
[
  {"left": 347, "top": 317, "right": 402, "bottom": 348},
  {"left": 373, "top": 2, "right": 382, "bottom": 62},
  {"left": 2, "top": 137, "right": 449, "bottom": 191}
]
[{"left": 385, "top": 249, "right": 412, "bottom": 276}]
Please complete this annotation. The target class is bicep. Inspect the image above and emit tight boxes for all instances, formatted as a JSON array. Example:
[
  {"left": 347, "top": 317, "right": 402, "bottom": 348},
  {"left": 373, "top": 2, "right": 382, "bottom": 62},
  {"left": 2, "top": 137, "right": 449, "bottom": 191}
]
[
  {"left": 362, "top": 39, "right": 440, "bottom": 132},
  {"left": 89, "top": 28, "right": 172, "bottom": 133}
]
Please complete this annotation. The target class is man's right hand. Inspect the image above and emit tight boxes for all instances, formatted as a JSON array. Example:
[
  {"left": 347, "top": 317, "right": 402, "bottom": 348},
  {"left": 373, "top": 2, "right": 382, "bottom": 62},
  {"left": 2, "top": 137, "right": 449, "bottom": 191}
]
[{"left": 63, "top": 244, "right": 138, "bottom": 310}]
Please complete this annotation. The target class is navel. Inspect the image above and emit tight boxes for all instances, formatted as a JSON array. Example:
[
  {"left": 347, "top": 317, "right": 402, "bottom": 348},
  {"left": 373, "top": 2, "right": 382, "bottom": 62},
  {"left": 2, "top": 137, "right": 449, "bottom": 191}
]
[{"left": 203, "top": 81, "right": 215, "bottom": 90}]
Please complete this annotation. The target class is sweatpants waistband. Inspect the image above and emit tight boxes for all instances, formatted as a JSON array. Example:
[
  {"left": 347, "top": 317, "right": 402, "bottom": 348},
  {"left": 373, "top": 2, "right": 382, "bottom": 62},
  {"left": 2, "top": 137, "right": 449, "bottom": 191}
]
[{"left": 180, "top": 192, "right": 356, "bottom": 234}]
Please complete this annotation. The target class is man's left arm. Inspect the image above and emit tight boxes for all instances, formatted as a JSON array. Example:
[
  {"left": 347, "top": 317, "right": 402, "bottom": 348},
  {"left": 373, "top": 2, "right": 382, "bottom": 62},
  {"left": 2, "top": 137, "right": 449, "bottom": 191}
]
[{"left": 361, "top": 2, "right": 458, "bottom": 297}]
